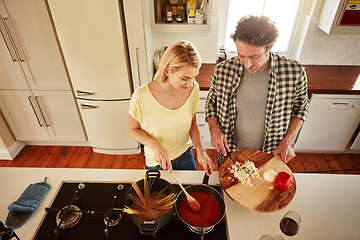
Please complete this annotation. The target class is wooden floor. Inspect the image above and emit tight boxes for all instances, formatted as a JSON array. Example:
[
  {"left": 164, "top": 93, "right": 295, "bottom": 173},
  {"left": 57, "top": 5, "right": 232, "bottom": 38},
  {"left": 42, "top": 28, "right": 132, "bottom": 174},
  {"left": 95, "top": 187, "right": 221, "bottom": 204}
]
[{"left": 1, "top": 146, "right": 360, "bottom": 174}]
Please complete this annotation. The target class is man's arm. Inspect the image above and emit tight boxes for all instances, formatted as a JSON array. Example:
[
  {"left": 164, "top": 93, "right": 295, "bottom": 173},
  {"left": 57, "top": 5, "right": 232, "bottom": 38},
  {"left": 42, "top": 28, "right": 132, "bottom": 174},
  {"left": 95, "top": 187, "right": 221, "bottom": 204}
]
[
  {"left": 273, "top": 117, "right": 304, "bottom": 163},
  {"left": 207, "top": 117, "right": 228, "bottom": 155}
]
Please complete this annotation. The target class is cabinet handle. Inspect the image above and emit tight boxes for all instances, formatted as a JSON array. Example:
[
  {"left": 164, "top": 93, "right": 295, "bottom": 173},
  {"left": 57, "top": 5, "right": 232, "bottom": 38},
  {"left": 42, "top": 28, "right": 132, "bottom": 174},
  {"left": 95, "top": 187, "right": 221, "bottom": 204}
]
[
  {"left": 0, "top": 16, "right": 17, "bottom": 62},
  {"left": 332, "top": 102, "right": 348, "bottom": 107},
  {"left": 76, "top": 89, "right": 95, "bottom": 95},
  {"left": 28, "top": 96, "right": 43, "bottom": 127},
  {"left": 80, "top": 103, "right": 98, "bottom": 109},
  {"left": 3, "top": 18, "right": 24, "bottom": 62},
  {"left": 35, "top": 96, "right": 51, "bottom": 127}
]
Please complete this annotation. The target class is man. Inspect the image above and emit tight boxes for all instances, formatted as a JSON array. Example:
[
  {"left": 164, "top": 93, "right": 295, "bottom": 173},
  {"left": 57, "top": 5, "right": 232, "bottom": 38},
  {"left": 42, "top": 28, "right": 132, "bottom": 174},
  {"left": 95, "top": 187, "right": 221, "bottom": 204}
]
[{"left": 205, "top": 15, "right": 309, "bottom": 164}]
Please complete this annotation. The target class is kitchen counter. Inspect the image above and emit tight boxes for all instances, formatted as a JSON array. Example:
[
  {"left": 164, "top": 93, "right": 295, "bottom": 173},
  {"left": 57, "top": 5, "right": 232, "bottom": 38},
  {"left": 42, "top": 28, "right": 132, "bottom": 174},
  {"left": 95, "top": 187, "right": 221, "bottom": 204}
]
[
  {"left": 198, "top": 64, "right": 360, "bottom": 95},
  {"left": 1, "top": 168, "right": 359, "bottom": 240}
]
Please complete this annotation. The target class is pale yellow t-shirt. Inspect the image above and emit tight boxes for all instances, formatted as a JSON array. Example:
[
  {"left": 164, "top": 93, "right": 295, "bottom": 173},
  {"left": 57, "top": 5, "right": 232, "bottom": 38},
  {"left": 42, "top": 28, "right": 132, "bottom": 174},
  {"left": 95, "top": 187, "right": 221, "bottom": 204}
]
[{"left": 129, "top": 81, "right": 200, "bottom": 167}]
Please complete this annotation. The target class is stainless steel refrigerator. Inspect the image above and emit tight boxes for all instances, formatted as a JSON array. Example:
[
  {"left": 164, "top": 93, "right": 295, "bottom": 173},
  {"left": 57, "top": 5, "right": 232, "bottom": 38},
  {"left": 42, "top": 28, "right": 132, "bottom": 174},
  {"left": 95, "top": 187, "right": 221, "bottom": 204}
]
[{"left": 47, "top": 0, "right": 150, "bottom": 154}]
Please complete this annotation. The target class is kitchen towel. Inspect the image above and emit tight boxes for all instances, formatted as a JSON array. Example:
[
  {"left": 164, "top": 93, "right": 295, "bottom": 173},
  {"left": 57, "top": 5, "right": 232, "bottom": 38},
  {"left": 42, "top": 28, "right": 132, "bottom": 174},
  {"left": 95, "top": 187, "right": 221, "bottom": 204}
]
[{"left": 5, "top": 177, "right": 51, "bottom": 229}]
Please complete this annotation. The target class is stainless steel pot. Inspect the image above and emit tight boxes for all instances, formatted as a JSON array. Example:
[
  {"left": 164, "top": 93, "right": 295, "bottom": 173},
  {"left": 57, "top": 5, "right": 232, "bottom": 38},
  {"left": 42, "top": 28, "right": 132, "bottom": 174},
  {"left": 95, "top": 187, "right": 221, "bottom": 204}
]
[
  {"left": 125, "top": 169, "right": 175, "bottom": 235},
  {"left": 175, "top": 174, "right": 226, "bottom": 236}
]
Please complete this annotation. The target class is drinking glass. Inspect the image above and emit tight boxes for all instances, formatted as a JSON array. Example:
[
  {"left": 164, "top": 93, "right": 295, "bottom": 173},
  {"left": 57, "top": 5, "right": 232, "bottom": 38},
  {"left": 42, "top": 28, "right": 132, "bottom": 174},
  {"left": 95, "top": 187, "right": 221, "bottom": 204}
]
[
  {"left": 279, "top": 211, "right": 301, "bottom": 236},
  {"left": 259, "top": 235, "right": 274, "bottom": 240},
  {"left": 259, "top": 235, "right": 287, "bottom": 240}
]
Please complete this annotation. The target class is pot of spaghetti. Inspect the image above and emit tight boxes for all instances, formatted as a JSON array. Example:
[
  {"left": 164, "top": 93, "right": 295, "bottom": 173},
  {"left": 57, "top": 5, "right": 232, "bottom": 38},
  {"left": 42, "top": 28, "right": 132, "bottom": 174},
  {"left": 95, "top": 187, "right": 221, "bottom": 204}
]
[
  {"left": 175, "top": 173, "right": 225, "bottom": 235},
  {"left": 124, "top": 169, "right": 176, "bottom": 235}
]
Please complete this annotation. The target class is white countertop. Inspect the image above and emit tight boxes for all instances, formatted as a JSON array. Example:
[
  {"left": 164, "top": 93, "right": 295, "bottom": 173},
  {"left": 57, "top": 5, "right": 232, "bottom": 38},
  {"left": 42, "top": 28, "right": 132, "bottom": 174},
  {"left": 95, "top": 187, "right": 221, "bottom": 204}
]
[{"left": 0, "top": 167, "right": 359, "bottom": 240}]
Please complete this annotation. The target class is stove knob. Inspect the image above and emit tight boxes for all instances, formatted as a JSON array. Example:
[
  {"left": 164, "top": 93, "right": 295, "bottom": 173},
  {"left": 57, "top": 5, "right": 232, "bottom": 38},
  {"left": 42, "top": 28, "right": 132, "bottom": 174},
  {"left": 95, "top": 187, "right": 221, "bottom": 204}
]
[{"left": 117, "top": 184, "right": 124, "bottom": 191}]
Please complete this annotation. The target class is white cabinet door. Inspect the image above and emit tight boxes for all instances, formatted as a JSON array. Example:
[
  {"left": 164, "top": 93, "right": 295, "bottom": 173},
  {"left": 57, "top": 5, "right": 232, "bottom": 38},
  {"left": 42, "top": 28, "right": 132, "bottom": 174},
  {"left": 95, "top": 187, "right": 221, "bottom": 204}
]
[
  {"left": 0, "top": 20, "right": 29, "bottom": 90},
  {"left": 0, "top": 90, "right": 86, "bottom": 142},
  {"left": 0, "top": 0, "right": 70, "bottom": 91},
  {"left": 32, "top": 91, "right": 86, "bottom": 142},
  {"left": 196, "top": 91, "right": 213, "bottom": 149},
  {"left": 76, "top": 99, "right": 139, "bottom": 154},
  {"left": 47, "top": 0, "right": 132, "bottom": 100},
  {"left": 0, "top": 90, "right": 50, "bottom": 140},
  {"left": 123, "top": 0, "right": 151, "bottom": 89},
  {"left": 295, "top": 95, "right": 360, "bottom": 152}
]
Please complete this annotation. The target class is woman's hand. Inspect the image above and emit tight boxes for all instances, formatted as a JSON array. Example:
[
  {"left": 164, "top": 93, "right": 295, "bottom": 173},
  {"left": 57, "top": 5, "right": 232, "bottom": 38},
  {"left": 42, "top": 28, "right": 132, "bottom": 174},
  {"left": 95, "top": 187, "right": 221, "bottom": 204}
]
[
  {"left": 196, "top": 148, "right": 215, "bottom": 176},
  {"left": 152, "top": 142, "right": 173, "bottom": 173}
]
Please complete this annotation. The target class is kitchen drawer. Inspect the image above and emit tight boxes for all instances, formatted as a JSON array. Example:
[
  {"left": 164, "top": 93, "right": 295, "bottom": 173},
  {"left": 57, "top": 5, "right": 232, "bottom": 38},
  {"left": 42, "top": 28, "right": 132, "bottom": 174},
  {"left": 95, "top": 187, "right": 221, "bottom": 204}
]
[{"left": 196, "top": 112, "right": 206, "bottom": 126}]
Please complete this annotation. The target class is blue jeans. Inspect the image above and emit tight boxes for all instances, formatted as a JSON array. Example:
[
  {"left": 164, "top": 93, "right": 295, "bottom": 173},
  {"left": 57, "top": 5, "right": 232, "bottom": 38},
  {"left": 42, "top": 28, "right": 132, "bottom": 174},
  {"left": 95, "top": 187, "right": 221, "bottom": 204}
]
[{"left": 146, "top": 147, "right": 197, "bottom": 171}]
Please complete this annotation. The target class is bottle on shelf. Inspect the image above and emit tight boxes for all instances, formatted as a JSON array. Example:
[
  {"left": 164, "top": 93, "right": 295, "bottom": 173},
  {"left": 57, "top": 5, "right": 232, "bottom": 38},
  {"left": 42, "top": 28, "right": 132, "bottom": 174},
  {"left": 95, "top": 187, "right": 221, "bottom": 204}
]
[
  {"left": 176, "top": 0, "right": 185, "bottom": 23},
  {"left": 187, "top": 0, "right": 196, "bottom": 24},
  {"left": 0, "top": 221, "right": 20, "bottom": 240},
  {"left": 164, "top": 0, "right": 173, "bottom": 23},
  {"left": 155, "top": 0, "right": 162, "bottom": 22}
]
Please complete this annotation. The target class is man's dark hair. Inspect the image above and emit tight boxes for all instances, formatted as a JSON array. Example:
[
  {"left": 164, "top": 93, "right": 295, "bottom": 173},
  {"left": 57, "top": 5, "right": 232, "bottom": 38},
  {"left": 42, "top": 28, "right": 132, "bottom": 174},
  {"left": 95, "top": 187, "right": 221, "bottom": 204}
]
[{"left": 230, "top": 15, "right": 279, "bottom": 50}]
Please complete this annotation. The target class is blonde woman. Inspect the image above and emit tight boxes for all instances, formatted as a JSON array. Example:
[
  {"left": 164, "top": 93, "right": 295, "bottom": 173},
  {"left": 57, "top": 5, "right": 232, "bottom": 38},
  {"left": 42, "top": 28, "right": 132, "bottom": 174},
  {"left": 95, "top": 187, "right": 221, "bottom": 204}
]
[{"left": 128, "top": 40, "right": 215, "bottom": 175}]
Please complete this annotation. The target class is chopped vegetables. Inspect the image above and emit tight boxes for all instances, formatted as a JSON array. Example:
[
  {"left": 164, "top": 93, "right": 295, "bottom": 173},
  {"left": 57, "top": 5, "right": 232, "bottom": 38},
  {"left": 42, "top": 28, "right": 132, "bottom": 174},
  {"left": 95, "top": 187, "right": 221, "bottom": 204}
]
[
  {"left": 229, "top": 160, "right": 259, "bottom": 186},
  {"left": 274, "top": 171, "right": 294, "bottom": 191},
  {"left": 263, "top": 169, "right": 277, "bottom": 182}
]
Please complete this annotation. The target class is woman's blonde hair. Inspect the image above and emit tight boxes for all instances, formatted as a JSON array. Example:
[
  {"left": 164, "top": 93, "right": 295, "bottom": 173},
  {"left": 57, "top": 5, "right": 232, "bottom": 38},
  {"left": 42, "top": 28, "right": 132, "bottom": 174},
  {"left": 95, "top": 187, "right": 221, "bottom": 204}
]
[{"left": 153, "top": 40, "right": 201, "bottom": 82}]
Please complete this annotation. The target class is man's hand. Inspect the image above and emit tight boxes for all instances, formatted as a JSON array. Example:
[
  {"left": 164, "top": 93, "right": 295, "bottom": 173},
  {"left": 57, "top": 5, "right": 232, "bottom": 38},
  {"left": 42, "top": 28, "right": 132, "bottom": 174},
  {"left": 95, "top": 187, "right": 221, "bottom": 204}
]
[
  {"left": 208, "top": 117, "right": 228, "bottom": 155},
  {"left": 273, "top": 117, "right": 303, "bottom": 163},
  {"left": 273, "top": 141, "right": 296, "bottom": 164}
]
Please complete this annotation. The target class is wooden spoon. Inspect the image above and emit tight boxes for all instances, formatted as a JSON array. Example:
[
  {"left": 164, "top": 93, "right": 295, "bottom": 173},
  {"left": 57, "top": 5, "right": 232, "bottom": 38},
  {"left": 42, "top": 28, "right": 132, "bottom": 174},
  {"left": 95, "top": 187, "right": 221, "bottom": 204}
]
[{"left": 172, "top": 173, "right": 201, "bottom": 212}]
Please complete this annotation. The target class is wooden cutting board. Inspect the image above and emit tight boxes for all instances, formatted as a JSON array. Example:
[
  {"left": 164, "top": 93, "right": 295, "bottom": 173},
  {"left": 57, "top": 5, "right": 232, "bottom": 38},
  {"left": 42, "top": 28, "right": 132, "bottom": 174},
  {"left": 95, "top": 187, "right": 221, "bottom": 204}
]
[{"left": 219, "top": 149, "right": 296, "bottom": 212}]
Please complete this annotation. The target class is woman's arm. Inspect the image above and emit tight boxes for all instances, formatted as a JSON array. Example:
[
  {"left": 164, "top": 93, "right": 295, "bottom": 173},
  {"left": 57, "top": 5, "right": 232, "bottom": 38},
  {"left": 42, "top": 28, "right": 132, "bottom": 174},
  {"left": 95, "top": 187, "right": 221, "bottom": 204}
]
[
  {"left": 128, "top": 114, "right": 173, "bottom": 172},
  {"left": 189, "top": 114, "right": 215, "bottom": 176}
]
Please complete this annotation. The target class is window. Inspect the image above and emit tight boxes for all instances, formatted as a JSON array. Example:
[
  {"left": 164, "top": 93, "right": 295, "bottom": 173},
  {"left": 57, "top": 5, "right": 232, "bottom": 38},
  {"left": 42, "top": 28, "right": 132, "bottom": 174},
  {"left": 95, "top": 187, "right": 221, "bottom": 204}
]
[{"left": 222, "top": 0, "right": 309, "bottom": 57}]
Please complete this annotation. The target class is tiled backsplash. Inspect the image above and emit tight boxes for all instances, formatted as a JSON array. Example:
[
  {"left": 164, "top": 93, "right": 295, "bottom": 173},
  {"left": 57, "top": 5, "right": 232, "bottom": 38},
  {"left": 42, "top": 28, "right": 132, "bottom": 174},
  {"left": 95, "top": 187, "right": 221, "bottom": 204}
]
[{"left": 299, "top": 17, "right": 360, "bottom": 66}]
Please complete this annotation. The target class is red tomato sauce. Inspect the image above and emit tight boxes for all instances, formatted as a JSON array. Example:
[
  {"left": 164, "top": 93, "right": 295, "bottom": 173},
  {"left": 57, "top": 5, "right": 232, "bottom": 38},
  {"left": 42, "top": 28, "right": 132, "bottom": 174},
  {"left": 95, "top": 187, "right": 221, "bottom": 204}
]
[{"left": 178, "top": 191, "right": 221, "bottom": 227}]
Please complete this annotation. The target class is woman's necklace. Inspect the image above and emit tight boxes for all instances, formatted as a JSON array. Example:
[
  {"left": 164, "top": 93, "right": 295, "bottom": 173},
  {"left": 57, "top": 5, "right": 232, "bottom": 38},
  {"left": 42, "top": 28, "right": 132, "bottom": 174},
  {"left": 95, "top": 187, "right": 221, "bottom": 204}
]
[{"left": 157, "top": 81, "right": 179, "bottom": 100}]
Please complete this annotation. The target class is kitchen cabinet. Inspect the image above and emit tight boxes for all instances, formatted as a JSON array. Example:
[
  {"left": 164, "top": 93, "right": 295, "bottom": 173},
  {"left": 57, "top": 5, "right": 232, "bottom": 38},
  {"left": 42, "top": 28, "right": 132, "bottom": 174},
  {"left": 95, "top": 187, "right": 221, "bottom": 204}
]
[
  {"left": 123, "top": 0, "right": 153, "bottom": 89},
  {"left": 0, "top": 0, "right": 70, "bottom": 90},
  {"left": 295, "top": 94, "right": 360, "bottom": 152},
  {"left": 318, "top": 0, "right": 360, "bottom": 34},
  {"left": 0, "top": 0, "right": 86, "bottom": 144},
  {"left": 196, "top": 91, "right": 213, "bottom": 149},
  {"left": 150, "top": 0, "right": 212, "bottom": 33},
  {"left": 0, "top": 90, "right": 86, "bottom": 142}
]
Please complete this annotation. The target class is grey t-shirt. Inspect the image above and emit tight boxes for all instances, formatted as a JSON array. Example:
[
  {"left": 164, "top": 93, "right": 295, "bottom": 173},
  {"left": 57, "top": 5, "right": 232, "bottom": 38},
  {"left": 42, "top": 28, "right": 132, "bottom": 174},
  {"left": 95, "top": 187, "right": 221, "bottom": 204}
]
[{"left": 234, "top": 68, "right": 269, "bottom": 151}]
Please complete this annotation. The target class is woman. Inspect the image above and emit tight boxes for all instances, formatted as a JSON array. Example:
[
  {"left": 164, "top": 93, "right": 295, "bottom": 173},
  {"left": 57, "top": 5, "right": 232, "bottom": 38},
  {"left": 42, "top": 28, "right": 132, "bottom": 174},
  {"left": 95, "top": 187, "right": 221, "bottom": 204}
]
[{"left": 128, "top": 40, "right": 215, "bottom": 175}]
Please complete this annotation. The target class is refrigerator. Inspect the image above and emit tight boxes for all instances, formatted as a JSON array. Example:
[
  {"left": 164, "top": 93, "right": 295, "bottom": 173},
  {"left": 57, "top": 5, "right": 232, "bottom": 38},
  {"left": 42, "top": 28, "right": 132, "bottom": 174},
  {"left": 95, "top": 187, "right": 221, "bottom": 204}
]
[{"left": 47, "top": 0, "right": 151, "bottom": 154}]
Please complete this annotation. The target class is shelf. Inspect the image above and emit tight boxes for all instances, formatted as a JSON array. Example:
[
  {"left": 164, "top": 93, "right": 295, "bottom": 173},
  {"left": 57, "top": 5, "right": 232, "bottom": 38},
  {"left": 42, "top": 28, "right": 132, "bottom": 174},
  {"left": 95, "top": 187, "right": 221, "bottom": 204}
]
[{"left": 150, "top": 0, "right": 211, "bottom": 33}]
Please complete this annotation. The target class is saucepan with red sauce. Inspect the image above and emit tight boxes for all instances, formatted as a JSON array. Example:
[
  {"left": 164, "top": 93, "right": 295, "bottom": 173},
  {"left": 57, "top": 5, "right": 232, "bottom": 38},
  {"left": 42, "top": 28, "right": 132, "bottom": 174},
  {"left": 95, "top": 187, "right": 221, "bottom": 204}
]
[{"left": 175, "top": 173, "right": 225, "bottom": 237}]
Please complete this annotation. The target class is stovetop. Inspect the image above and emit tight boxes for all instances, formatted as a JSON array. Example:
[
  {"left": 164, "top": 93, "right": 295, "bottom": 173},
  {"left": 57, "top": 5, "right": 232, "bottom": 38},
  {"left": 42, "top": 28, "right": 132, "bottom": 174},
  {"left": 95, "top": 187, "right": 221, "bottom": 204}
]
[{"left": 32, "top": 181, "right": 228, "bottom": 240}]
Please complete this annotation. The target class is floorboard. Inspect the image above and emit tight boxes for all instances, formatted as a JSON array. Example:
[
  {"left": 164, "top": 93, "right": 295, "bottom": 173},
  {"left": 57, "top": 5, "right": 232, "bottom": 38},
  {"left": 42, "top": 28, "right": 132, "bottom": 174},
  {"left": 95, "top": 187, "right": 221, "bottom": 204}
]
[{"left": 0, "top": 146, "right": 359, "bottom": 175}]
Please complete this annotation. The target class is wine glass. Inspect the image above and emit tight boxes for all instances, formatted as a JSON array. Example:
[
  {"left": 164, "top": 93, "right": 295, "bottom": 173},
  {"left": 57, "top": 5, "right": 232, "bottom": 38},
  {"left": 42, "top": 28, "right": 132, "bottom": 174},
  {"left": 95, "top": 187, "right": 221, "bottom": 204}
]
[
  {"left": 279, "top": 211, "right": 301, "bottom": 236},
  {"left": 259, "top": 235, "right": 287, "bottom": 240}
]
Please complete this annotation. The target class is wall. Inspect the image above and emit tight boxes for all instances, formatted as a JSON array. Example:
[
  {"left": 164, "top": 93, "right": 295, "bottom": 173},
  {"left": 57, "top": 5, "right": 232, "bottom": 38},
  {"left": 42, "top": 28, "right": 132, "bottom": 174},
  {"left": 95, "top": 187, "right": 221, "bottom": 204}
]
[
  {"left": 150, "top": 0, "right": 360, "bottom": 65},
  {"left": 299, "top": 17, "right": 360, "bottom": 65},
  {"left": 0, "top": 112, "right": 24, "bottom": 160},
  {"left": 152, "top": 16, "right": 220, "bottom": 63}
]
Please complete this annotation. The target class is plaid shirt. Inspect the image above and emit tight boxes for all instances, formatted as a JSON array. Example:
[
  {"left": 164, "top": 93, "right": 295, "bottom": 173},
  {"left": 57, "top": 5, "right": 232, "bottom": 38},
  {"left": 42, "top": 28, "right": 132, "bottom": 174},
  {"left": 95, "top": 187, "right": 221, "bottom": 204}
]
[{"left": 205, "top": 52, "right": 309, "bottom": 162}]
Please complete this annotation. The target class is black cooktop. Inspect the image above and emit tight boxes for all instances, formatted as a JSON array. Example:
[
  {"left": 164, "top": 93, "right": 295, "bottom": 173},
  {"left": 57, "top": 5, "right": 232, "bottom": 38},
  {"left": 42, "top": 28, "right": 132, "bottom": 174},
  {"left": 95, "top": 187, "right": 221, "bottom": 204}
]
[{"left": 32, "top": 182, "right": 228, "bottom": 240}]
